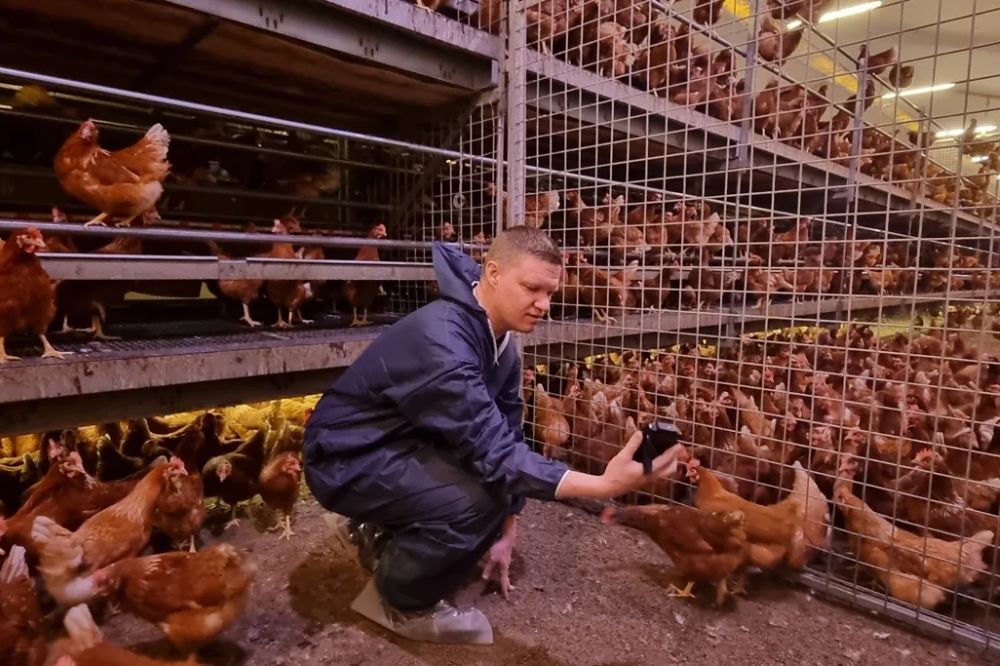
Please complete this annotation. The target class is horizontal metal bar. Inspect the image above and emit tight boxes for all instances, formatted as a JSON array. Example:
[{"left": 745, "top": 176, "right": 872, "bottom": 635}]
[
  {"left": 235, "top": 258, "right": 434, "bottom": 281},
  {"left": 0, "top": 325, "right": 383, "bottom": 405},
  {"left": 38, "top": 254, "right": 436, "bottom": 281},
  {"left": 523, "top": 289, "right": 999, "bottom": 352},
  {"left": 162, "top": 0, "right": 498, "bottom": 90},
  {"left": 0, "top": 219, "right": 488, "bottom": 251},
  {"left": 0, "top": 66, "right": 499, "bottom": 166},
  {"left": 524, "top": 311, "right": 732, "bottom": 348},
  {"left": 0, "top": 369, "right": 343, "bottom": 437}
]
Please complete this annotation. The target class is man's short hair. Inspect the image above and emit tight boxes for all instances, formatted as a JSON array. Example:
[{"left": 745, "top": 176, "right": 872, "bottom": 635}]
[{"left": 484, "top": 226, "right": 563, "bottom": 267}]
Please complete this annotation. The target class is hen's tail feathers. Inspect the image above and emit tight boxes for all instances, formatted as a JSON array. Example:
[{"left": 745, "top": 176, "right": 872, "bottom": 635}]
[
  {"left": 961, "top": 530, "right": 996, "bottom": 573},
  {"left": 144, "top": 123, "right": 171, "bottom": 152},
  {"left": 0, "top": 544, "right": 29, "bottom": 583},
  {"left": 31, "top": 516, "right": 79, "bottom": 568},
  {"left": 792, "top": 461, "right": 832, "bottom": 547},
  {"left": 969, "top": 530, "right": 995, "bottom": 547},
  {"left": 785, "top": 462, "right": 831, "bottom": 569},
  {"left": 63, "top": 604, "right": 104, "bottom": 651}
]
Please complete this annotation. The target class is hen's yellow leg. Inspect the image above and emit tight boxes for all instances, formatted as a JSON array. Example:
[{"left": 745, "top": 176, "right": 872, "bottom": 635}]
[
  {"left": 667, "top": 581, "right": 696, "bottom": 599},
  {"left": 115, "top": 213, "right": 138, "bottom": 228},
  {"left": 278, "top": 514, "right": 295, "bottom": 541},
  {"left": 91, "top": 314, "right": 121, "bottom": 341},
  {"left": 224, "top": 504, "right": 241, "bottom": 530},
  {"left": 240, "top": 302, "right": 262, "bottom": 328},
  {"left": 83, "top": 212, "right": 108, "bottom": 228},
  {"left": 730, "top": 571, "right": 748, "bottom": 596},
  {"left": 0, "top": 337, "right": 21, "bottom": 362},
  {"left": 594, "top": 308, "right": 617, "bottom": 324},
  {"left": 714, "top": 579, "right": 730, "bottom": 606},
  {"left": 39, "top": 335, "right": 68, "bottom": 359}
]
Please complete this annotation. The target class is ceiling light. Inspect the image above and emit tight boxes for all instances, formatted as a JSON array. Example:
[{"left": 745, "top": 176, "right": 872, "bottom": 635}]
[
  {"left": 818, "top": 1, "right": 883, "bottom": 23},
  {"left": 937, "top": 124, "right": 998, "bottom": 138},
  {"left": 785, "top": 19, "right": 804, "bottom": 30},
  {"left": 971, "top": 155, "right": 988, "bottom": 163},
  {"left": 882, "top": 82, "right": 956, "bottom": 99}
]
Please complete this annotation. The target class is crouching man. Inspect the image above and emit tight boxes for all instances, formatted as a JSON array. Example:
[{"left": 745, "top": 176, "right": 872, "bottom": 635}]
[{"left": 304, "top": 226, "right": 687, "bottom": 645}]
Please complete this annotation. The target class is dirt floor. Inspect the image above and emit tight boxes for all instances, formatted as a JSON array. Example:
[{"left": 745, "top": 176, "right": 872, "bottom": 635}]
[{"left": 101, "top": 494, "right": 1000, "bottom": 666}]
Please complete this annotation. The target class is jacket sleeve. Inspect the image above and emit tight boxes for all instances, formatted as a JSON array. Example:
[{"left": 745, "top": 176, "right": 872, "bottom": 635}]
[{"left": 380, "top": 317, "right": 569, "bottom": 501}]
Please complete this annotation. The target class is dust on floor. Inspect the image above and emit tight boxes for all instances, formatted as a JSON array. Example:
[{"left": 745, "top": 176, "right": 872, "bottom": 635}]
[{"left": 101, "top": 497, "right": 998, "bottom": 666}]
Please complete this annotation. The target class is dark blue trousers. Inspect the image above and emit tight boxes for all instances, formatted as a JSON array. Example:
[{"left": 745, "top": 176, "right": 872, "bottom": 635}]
[{"left": 305, "top": 439, "right": 512, "bottom": 610}]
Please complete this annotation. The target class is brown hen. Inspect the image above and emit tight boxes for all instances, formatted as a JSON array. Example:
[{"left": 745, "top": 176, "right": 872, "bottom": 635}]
[
  {"left": 91, "top": 543, "right": 253, "bottom": 658},
  {"left": 54, "top": 119, "right": 170, "bottom": 228},
  {"left": 0, "top": 227, "right": 64, "bottom": 363},
  {"left": 603, "top": 503, "right": 748, "bottom": 604}
]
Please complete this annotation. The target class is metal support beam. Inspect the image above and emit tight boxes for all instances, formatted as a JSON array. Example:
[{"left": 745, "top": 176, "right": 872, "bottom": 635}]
[
  {"left": 0, "top": 326, "right": 381, "bottom": 405},
  {"left": 1, "top": 369, "right": 342, "bottom": 437},
  {"left": 38, "top": 254, "right": 437, "bottom": 281},
  {"left": 506, "top": 0, "right": 527, "bottom": 229},
  {"left": 162, "top": 0, "right": 499, "bottom": 90},
  {"left": 0, "top": 219, "right": 488, "bottom": 252},
  {"left": 523, "top": 289, "right": 999, "bottom": 355}
]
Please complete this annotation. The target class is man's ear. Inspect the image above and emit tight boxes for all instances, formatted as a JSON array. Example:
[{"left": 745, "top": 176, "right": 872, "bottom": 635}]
[{"left": 484, "top": 259, "right": 501, "bottom": 287}]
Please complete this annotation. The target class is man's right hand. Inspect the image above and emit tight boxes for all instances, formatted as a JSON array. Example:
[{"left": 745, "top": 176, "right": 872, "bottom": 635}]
[
  {"left": 600, "top": 430, "right": 689, "bottom": 497},
  {"left": 553, "top": 430, "right": 689, "bottom": 501}
]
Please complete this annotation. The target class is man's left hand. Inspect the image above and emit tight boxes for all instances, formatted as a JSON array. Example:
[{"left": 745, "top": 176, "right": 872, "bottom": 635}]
[{"left": 482, "top": 515, "right": 517, "bottom": 599}]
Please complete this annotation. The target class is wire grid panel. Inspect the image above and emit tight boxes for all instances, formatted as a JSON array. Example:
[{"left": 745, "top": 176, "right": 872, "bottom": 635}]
[
  {"left": 387, "top": 98, "right": 505, "bottom": 312},
  {"left": 509, "top": 0, "right": 1000, "bottom": 651},
  {"left": 0, "top": 69, "right": 498, "bottom": 333}
]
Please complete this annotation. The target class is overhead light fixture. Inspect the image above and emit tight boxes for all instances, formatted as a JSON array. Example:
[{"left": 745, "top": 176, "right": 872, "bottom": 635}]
[
  {"left": 818, "top": 1, "right": 883, "bottom": 23},
  {"left": 783, "top": 1, "right": 879, "bottom": 29},
  {"left": 971, "top": 155, "right": 988, "bottom": 163},
  {"left": 882, "top": 82, "right": 956, "bottom": 99},
  {"left": 937, "top": 124, "right": 998, "bottom": 138}
]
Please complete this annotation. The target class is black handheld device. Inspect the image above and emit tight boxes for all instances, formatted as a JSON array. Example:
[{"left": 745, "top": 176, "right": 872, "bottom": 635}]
[{"left": 633, "top": 421, "right": 681, "bottom": 475}]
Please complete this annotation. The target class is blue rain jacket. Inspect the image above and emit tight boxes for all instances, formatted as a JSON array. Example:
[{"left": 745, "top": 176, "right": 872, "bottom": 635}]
[{"left": 304, "top": 242, "right": 570, "bottom": 512}]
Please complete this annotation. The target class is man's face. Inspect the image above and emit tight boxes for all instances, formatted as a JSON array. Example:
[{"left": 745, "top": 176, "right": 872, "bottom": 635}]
[{"left": 485, "top": 254, "right": 562, "bottom": 333}]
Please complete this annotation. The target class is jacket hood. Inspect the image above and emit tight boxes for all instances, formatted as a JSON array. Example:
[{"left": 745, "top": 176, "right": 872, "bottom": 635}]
[{"left": 432, "top": 242, "right": 483, "bottom": 309}]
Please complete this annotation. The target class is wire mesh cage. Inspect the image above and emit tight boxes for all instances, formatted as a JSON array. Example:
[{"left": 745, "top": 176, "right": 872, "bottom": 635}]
[
  {"left": 0, "top": 80, "right": 503, "bottom": 340},
  {"left": 506, "top": 0, "right": 1000, "bottom": 653}
]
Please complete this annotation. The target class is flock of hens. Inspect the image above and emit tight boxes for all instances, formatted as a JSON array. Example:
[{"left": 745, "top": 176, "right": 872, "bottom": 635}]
[
  {"left": 493, "top": 184, "right": 1000, "bottom": 324},
  {"left": 0, "top": 395, "right": 316, "bottom": 665},
  {"left": 0, "top": 113, "right": 391, "bottom": 362},
  {"left": 466, "top": 0, "right": 1000, "bottom": 212},
  {"left": 527, "top": 309, "right": 1000, "bottom": 610}
]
